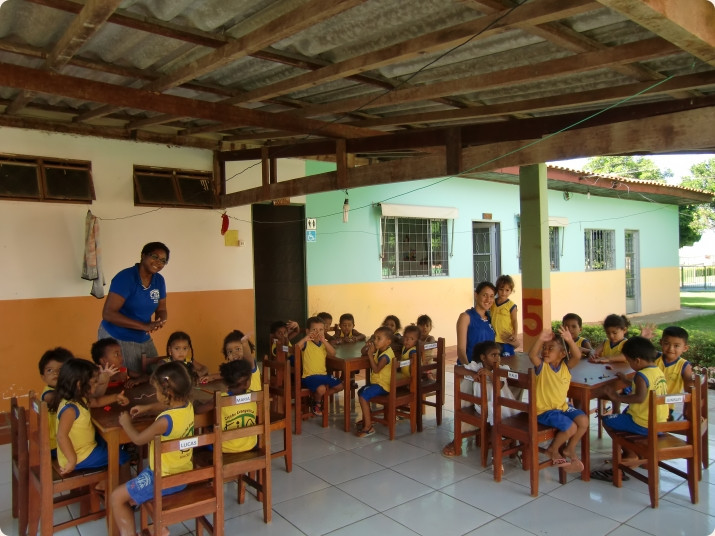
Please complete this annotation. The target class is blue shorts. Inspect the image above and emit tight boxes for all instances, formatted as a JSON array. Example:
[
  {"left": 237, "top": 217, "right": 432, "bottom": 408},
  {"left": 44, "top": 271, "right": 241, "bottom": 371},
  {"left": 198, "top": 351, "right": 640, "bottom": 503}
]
[
  {"left": 537, "top": 406, "right": 586, "bottom": 432},
  {"left": 126, "top": 468, "right": 186, "bottom": 506},
  {"left": 301, "top": 374, "right": 341, "bottom": 393},
  {"left": 602, "top": 412, "right": 648, "bottom": 436},
  {"left": 75, "top": 437, "right": 130, "bottom": 470},
  {"left": 500, "top": 343, "right": 515, "bottom": 357},
  {"left": 357, "top": 384, "right": 388, "bottom": 401}
]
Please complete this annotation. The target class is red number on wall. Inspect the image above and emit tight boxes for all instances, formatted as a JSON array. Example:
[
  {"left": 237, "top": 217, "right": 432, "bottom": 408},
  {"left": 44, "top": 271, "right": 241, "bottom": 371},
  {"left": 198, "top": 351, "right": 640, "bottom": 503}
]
[{"left": 522, "top": 297, "right": 543, "bottom": 336}]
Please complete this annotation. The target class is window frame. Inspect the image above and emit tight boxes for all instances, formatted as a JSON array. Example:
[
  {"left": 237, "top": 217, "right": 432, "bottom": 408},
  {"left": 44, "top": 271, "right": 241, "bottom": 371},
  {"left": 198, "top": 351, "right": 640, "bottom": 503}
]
[
  {"left": 380, "top": 215, "right": 449, "bottom": 279},
  {"left": 133, "top": 165, "right": 216, "bottom": 208},
  {"left": 584, "top": 228, "right": 616, "bottom": 271},
  {"left": 0, "top": 153, "right": 95, "bottom": 203}
]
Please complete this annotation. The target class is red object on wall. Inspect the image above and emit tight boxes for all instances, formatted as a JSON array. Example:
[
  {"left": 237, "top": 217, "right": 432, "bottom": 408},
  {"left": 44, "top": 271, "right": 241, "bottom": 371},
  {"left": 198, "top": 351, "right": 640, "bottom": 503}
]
[{"left": 221, "top": 213, "right": 229, "bottom": 235}]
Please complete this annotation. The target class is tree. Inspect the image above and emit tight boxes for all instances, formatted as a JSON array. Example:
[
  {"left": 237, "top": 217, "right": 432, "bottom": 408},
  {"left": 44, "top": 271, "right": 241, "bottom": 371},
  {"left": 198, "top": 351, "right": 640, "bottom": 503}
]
[
  {"left": 583, "top": 155, "right": 703, "bottom": 247},
  {"left": 680, "top": 157, "right": 715, "bottom": 243}
]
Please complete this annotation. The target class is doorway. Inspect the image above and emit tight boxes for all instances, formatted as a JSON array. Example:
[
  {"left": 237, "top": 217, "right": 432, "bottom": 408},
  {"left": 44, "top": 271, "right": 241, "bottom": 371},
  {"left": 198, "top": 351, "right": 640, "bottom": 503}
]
[
  {"left": 472, "top": 222, "right": 500, "bottom": 287},
  {"left": 252, "top": 204, "right": 307, "bottom": 358},
  {"left": 625, "top": 230, "right": 641, "bottom": 314}
]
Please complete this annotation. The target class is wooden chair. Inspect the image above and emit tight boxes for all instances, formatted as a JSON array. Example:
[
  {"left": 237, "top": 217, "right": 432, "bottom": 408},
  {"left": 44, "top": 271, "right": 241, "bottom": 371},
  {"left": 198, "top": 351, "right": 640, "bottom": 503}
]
[
  {"left": 291, "top": 344, "right": 329, "bottom": 434},
  {"left": 27, "top": 393, "right": 108, "bottom": 535},
  {"left": 140, "top": 411, "right": 223, "bottom": 535},
  {"left": 609, "top": 386, "right": 699, "bottom": 508},
  {"left": 263, "top": 350, "right": 293, "bottom": 472},
  {"left": 416, "top": 338, "right": 445, "bottom": 432},
  {"left": 693, "top": 372, "right": 709, "bottom": 480},
  {"left": 492, "top": 367, "right": 567, "bottom": 497},
  {"left": 452, "top": 366, "right": 490, "bottom": 466},
  {"left": 368, "top": 351, "right": 418, "bottom": 440},
  {"left": 10, "top": 397, "right": 28, "bottom": 536},
  {"left": 214, "top": 379, "right": 273, "bottom": 523}
]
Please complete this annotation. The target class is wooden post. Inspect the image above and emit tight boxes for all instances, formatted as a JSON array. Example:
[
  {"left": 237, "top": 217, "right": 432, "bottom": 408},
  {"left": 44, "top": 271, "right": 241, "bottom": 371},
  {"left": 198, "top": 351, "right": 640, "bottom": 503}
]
[
  {"left": 519, "top": 163, "right": 551, "bottom": 351},
  {"left": 261, "top": 146, "right": 270, "bottom": 200}
]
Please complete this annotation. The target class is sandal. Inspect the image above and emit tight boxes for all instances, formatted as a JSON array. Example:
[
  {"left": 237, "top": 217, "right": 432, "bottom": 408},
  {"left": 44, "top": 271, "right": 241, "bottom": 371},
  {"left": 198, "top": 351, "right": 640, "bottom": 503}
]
[
  {"left": 441, "top": 441, "right": 457, "bottom": 457},
  {"left": 357, "top": 425, "right": 375, "bottom": 437}
]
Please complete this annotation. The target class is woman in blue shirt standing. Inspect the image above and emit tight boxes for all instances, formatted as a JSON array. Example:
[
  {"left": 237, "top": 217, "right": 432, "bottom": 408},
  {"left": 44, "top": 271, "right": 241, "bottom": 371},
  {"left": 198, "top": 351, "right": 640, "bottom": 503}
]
[{"left": 98, "top": 242, "right": 169, "bottom": 374}]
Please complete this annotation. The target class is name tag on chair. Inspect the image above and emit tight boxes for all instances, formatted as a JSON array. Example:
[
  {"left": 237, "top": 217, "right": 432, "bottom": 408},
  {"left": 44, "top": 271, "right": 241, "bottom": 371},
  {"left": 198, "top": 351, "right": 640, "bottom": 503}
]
[
  {"left": 33, "top": 400, "right": 39, "bottom": 412},
  {"left": 508, "top": 371, "right": 519, "bottom": 380},
  {"left": 234, "top": 394, "right": 251, "bottom": 404},
  {"left": 399, "top": 360, "right": 411, "bottom": 368},
  {"left": 179, "top": 437, "right": 199, "bottom": 450},
  {"left": 282, "top": 345, "right": 289, "bottom": 352},
  {"left": 665, "top": 395, "right": 684, "bottom": 404},
  {"left": 424, "top": 343, "right": 438, "bottom": 350}
]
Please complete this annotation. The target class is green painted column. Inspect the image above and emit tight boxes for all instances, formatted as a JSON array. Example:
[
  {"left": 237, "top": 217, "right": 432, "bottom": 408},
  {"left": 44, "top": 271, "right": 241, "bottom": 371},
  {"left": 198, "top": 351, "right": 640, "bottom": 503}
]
[{"left": 519, "top": 163, "right": 551, "bottom": 351}]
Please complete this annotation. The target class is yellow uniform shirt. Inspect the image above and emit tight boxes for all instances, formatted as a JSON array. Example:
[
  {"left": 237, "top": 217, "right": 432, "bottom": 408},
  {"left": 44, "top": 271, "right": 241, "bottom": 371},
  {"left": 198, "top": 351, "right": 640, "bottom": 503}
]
[
  {"left": 249, "top": 362, "right": 262, "bottom": 392},
  {"left": 302, "top": 340, "right": 327, "bottom": 378},
  {"left": 371, "top": 347, "right": 395, "bottom": 392},
  {"left": 150, "top": 404, "right": 194, "bottom": 476},
  {"left": 220, "top": 390, "right": 258, "bottom": 453},
  {"left": 400, "top": 346, "right": 416, "bottom": 377},
  {"left": 627, "top": 365, "right": 668, "bottom": 428},
  {"left": 655, "top": 355, "right": 690, "bottom": 396},
  {"left": 42, "top": 386, "right": 58, "bottom": 450},
  {"left": 534, "top": 361, "right": 570, "bottom": 415},
  {"left": 56, "top": 398, "right": 96, "bottom": 468},
  {"left": 490, "top": 298, "right": 516, "bottom": 344},
  {"left": 602, "top": 339, "right": 626, "bottom": 359}
]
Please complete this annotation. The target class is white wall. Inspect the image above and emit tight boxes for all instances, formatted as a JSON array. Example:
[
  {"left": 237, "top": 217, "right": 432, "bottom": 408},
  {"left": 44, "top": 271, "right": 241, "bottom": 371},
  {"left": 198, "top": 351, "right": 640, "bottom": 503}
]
[{"left": 0, "top": 127, "right": 256, "bottom": 300}]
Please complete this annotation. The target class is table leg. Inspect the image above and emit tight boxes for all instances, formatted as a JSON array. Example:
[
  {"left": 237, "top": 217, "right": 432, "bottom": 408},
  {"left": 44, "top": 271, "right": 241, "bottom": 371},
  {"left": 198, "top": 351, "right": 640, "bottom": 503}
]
[
  {"left": 343, "top": 363, "right": 352, "bottom": 432},
  {"left": 578, "top": 390, "right": 591, "bottom": 481},
  {"left": 105, "top": 430, "right": 119, "bottom": 535}
]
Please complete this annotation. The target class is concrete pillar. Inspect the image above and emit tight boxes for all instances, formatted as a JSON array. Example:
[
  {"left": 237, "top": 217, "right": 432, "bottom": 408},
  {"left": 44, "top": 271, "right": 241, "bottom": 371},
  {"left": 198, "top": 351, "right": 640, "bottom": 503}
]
[{"left": 519, "top": 163, "right": 551, "bottom": 351}]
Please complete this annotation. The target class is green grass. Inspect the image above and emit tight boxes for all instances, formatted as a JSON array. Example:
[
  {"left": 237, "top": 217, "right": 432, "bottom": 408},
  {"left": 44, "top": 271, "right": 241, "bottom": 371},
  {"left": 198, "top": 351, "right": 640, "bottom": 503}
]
[
  {"left": 680, "top": 292, "right": 715, "bottom": 311},
  {"left": 657, "top": 313, "right": 715, "bottom": 333}
]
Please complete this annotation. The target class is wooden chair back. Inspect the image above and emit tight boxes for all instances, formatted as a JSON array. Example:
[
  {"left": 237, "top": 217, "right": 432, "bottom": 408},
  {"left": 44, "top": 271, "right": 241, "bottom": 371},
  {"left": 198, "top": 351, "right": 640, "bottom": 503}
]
[
  {"left": 416, "top": 338, "right": 445, "bottom": 432},
  {"left": 140, "top": 412, "right": 223, "bottom": 535},
  {"left": 692, "top": 372, "right": 709, "bottom": 479},
  {"left": 370, "top": 350, "right": 418, "bottom": 440},
  {"left": 263, "top": 351, "right": 293, "bottom": 472},
  {"left": 214, "top": 378, "right": 273, "bottom": 523},
  {"left": 27, "top": 392, "right": 108, "bottom": 535},
  {"left": 452, "top": 366, "right": 490, "bottom": 466},
  {"left": 10, "top": 397, "right": 28, "bottom": 536},
  {"left": 291, "top": 344, "right": 329, "bottom": 433},
  {"left": 610, "top": 386, "right": 700, "bottom": 508},
  {"left": 492, "top": 367, "right": 566, "bottom": 497}
]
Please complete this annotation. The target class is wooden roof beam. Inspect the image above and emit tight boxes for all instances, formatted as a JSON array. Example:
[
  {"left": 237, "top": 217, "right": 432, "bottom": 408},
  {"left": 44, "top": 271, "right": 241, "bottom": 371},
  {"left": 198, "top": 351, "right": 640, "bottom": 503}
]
[
  {"left": 597, "top": 0, "right": 715, "bottom": 66},
  {"left": 0, "top": 62, "right": 382, "bottom": 139}
]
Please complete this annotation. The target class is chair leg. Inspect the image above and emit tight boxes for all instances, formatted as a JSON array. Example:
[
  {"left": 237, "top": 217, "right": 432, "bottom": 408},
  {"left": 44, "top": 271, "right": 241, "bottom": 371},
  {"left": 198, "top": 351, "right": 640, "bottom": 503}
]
[
  {"left": 648, "top": 456, "right": 659, "bottom": 508},
  {"left": 688, "top": 457, "right": 699, "bottom": 505},
  {"left": 492, "top": 427, "right": 502, "bottom": 482},
  {"left": 238, "top": 475, "right": 246, "bottom": 504},
  {"left": 284, "top": 426, "right": 293, "bottom": 473},
  {"left": 529, "top": 446, "right": 539, "bottom": 497},
  {"left": 479, "top": 425, "right": 489, "bottom": 468}
]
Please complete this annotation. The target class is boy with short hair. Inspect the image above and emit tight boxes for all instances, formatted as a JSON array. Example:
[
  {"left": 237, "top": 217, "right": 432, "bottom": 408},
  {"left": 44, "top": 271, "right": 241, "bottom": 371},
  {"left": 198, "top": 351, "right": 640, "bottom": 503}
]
[
  {"left": 297, "top": 316, "right": 342, "bottom": 416},
  {"left": 602, "top": 336, "right": 668, "bottom": 466},
  {"left": 356, "top": 326, "right": 395, "bottom": 437},
  {"left": 562, "top": 313, "right": 594, "bottom": 359},
  {"left": 270, "top": 320, "right": 300, "bottom": 360},
  {"left": 656, "top": 326, "right": 693, "bottom": 419},
  {"left": 316, "top": 312, "right": 335, "bottom": 342},
  {"left": 38, "top": 347, "right": 74, "bottom": 457},
  {"left": 91, "top": 337, "right": 129, "bottom": 393},
  {"left": 332, "top": 313, "right": 366, "bottom": 345},
  {"left": 491, "top": 274, "right": 518, "bottom": 356}
]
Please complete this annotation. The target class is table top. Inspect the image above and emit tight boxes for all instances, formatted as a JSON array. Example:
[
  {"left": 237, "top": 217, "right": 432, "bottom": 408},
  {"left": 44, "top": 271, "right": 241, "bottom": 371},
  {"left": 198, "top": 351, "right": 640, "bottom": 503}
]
[{"left": 332, "top": 341, "right": 368, "bottom": 361}]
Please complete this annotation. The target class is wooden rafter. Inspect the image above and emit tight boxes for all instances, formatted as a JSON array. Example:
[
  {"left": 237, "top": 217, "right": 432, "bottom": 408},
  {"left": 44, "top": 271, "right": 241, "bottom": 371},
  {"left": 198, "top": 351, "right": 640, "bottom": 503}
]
[
  {"left": 0, "top": 62, "right": 381, "bottom": 139},
  {"left": 597, "top": 0, "right": 715, "bottom": 66},
  {"left": 5, "top": 0, "right": 122, "bottom": 115}
]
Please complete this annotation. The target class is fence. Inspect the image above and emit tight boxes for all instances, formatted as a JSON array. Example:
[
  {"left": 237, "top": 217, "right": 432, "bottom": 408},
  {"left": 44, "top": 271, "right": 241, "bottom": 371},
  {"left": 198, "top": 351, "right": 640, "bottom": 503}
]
[{"left": 680, "top": 265, "right": 715, "bottom": 289}]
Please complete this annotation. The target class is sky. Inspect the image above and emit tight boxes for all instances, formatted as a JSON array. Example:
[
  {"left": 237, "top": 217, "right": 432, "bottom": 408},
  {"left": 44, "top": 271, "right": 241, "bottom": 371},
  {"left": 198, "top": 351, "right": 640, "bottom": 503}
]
[{"left": 551, "top": 154, "right": 714, "bottom": 184}]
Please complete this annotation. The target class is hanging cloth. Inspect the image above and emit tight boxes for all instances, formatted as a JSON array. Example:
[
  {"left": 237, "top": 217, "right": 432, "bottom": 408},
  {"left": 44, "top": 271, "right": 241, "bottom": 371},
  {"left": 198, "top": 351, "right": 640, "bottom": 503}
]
[{"left": 81, "top": 210, "right": 105, "bottom": 298}]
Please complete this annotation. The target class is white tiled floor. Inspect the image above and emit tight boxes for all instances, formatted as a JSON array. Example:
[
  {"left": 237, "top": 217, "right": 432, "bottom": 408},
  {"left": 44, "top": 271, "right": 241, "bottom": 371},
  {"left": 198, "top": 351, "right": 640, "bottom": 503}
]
[{"left": 3, "top": 381, "right": 714, "bottom": 536}]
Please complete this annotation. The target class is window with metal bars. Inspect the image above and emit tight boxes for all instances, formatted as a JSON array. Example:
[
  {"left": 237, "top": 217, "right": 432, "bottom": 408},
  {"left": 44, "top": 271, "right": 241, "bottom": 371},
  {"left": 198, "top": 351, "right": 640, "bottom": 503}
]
[
  {"left": 516, "top": 222, "right": 562, "bottom": 271},
  {"left": 381, "top": 217, "right": 449, "bottom": 278},
  {"left": 0, "top": 153, "right": 94, "bottom": 203},
  {"left": 584, "top": 229, "right": 615, "bottom": 270},
  {"left": 134, "top": 165, "right": 215, "bottom": 208}
]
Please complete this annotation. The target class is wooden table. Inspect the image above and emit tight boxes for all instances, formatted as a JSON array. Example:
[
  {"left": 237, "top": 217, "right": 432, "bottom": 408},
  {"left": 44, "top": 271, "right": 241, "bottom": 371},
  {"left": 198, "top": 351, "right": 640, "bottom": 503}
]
[
  {"left": 326, "top": 341, "right": 370, "bottom": 432},
  {"left": 90, "top": 382, "right": 213, "bottom": 535},
  {"left": 501, "top": 353, "right": 632, "bottom": 481}
]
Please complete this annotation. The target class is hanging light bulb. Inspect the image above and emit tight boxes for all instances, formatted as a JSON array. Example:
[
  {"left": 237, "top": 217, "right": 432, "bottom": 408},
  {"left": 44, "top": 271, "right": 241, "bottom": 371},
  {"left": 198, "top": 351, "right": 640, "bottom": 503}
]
[{"left": 342, "top": 190, "right": 350, "bottom": 223}]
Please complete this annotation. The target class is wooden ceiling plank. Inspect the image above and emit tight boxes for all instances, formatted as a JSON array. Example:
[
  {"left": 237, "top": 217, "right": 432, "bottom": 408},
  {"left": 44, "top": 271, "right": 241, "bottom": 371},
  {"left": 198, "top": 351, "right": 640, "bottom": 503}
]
[
  {"left": 348, "top": 70, "right": 715, "bottom": 128},
  {"left": 220, "top": 0, "right": 598, "bottom": 106},
  {"left": 597, "top": 0, "right": 715, "bottom": 65},
  {"left": 295, "top": 36, "right": 678, "bottom": 118},
  {"left": 0, "top": 62, "right": 381, "bottom": 139},
  {"left": 220, "top": 106, "right": 715, "bottom": 207}
]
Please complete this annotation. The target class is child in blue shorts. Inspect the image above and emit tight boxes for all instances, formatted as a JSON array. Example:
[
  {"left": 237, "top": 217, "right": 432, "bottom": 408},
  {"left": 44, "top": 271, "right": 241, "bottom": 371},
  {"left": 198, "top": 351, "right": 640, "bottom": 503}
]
[
  {"left": 356, "top": 326, "right": 395, "bottom": 437},
  {"left": 529, "top": 326, "right": 589, "bottom": 473},
  {"left": 297, "top": 316, "right": 342, "bottom": 416},
  {"left": 110, "top": 361, "right": 195, "bottom": 535}
]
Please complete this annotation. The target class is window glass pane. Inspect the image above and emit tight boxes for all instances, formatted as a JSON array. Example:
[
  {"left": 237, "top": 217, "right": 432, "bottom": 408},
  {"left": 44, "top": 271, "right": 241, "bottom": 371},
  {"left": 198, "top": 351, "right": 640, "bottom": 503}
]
[
  {"left": 0, "top": 163, "right": 40, "bottom": 198},
  {"left": 381, "top": 217, "right": 397, "bottom": 278},
  {"left": 45, "top": 167, "right": 93, "bottom": 200},
  {"left": 177, "top": 176, "right": 214, "bottom": 206},
  {"left": 549, "top": 227, "right": 559, "bottom": 271},
  {"left": 135, "top": 173, "right": 178, "bottom": 204},
  {"left": 381, "top": 216, "right": 449, "bottom": 279}
]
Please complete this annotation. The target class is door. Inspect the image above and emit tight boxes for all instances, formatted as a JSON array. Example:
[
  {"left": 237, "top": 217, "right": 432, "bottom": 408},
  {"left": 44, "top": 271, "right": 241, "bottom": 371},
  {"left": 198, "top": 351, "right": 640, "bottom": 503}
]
[
  {"left": 472, "top": 222, "right": 500, "bottom": 287},
  {"left": 625, "top": 230, "right": 640, "bottom": 314},
  {"left": 252, "top": 204, "right": 307, "bottom": 358}
]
